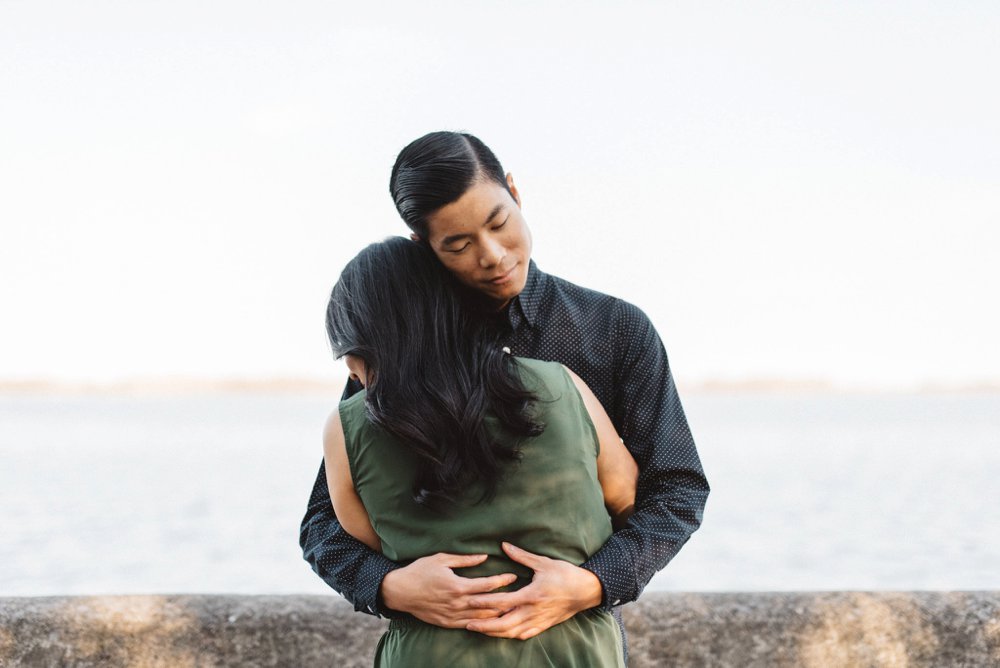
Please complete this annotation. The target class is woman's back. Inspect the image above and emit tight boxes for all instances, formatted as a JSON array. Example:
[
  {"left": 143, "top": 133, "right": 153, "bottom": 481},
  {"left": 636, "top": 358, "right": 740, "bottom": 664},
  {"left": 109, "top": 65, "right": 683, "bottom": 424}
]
[{"left": 339, "top": 358, "right": 624, "bottom": 667}]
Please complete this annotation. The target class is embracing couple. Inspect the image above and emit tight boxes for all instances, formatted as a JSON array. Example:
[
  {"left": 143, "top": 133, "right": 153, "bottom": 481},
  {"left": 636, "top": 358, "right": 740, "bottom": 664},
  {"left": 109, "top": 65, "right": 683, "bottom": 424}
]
[{"left": 300, "top": 131, "right": 710, "bottom": 666}]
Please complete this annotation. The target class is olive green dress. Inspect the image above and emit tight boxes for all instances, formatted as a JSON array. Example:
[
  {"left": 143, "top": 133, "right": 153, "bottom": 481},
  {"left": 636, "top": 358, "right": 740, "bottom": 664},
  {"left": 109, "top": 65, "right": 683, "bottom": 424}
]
[{"left": 339, "top": 358, "right": 624, "bottom": 668}]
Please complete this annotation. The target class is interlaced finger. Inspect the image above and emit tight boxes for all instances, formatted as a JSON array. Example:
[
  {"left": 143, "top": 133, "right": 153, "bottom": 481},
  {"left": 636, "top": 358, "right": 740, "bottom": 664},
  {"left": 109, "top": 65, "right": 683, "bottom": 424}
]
[
  {"left": 466, "top": 607, "right": 532, "bottom": 636},
  {"left": 457, "top": 572, "right": 518, "bottom": 595},
  {"left": 467, "top": 589, "right": 526, "bottom": 610}
]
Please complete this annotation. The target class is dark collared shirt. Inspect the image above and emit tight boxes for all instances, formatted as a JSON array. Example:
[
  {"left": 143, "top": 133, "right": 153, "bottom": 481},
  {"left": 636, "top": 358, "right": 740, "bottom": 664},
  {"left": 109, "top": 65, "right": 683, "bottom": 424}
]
[{"left": 300, "top": 261, "right": 709, "bottom": 615}]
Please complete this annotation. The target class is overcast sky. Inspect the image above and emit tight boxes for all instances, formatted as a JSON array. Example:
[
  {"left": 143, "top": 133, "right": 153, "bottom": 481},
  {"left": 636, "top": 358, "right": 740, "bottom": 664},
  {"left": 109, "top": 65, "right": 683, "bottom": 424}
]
[{"left": 2, "top": 1, "right": 998, "bottom": 389}]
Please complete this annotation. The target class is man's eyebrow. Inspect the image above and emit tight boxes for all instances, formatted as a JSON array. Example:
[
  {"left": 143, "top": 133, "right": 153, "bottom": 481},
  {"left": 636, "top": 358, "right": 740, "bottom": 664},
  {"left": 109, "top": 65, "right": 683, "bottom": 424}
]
[{"left": 483, "top": 203, "right": 505, "bottom": 226}]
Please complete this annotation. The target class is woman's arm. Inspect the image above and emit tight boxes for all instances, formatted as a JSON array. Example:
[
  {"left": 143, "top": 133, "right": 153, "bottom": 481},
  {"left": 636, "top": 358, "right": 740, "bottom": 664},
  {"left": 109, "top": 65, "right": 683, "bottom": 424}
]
[
  {"left": 564, "top": 366, "right": 638, "bottom": 529},
  {"left": 323, "top": 408, "right": 381, "bottom": 552}
]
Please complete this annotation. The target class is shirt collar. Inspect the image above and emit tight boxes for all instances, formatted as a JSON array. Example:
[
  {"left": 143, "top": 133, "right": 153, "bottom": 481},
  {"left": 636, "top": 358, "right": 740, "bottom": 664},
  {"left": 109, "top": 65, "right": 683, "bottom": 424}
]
[{"left": 510, "top": 260, "right": 545, "bottom": 329}]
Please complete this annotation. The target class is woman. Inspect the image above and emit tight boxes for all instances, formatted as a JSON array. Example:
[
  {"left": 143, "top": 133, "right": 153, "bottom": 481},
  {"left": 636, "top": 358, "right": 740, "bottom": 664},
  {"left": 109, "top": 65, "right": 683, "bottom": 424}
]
[{"left": 323, "top": 236, "right": 637, "bottom": 667}]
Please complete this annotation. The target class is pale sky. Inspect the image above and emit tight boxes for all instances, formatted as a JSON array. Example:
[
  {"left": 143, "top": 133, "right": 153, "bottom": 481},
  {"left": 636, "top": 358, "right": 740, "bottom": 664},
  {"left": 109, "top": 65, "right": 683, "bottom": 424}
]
[{"left": 2, "top": 1, "right": 998, "bottom": 389}]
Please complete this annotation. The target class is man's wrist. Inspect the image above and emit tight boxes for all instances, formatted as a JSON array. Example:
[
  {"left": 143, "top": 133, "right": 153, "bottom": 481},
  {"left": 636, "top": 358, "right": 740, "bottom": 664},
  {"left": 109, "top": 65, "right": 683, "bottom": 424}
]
[
  {"left": 378, "top": 564, "right": 408, "bottom": 614},
  {"left": 575, "top": 564, "right": 605, "bottom": 610},
  {"left": 581, "top": 540, "right": 636, "bottom": 609},
  {"left": 354, "top": 553, "right": 401, "bottom": 618}
]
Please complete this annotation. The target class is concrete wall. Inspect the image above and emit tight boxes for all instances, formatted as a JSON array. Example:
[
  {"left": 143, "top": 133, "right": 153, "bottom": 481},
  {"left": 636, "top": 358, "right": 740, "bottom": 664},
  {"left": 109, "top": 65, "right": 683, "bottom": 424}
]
[{"left": 2, "top": 592, "right": 998, "bottom": 667}]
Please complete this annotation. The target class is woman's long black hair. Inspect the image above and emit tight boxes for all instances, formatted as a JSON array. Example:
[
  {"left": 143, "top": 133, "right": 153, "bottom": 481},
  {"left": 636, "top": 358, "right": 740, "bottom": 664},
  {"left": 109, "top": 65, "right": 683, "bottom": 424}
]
[{"left": 326, "top": 236, "right": 544, "bottom": 509}]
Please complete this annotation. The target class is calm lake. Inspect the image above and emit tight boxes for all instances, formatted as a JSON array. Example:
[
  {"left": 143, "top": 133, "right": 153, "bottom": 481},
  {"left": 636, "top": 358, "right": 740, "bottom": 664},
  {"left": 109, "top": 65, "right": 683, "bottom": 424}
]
[{"left": 1, "top": 391, "right": 998, "bottom": 597}]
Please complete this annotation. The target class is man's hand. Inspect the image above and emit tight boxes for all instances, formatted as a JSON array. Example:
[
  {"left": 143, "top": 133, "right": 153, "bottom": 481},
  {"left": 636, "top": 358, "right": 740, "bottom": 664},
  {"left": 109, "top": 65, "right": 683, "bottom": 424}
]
[
  {"left": 379, "top": 552, "right": 518, "bottom": 628},
  {"left": 465, "top": 543, "right": 603, "bottom": 640}
]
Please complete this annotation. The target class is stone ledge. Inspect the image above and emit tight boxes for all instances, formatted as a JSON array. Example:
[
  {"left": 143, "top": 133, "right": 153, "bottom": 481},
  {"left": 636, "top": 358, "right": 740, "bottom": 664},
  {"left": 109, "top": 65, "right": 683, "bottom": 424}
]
[{"left": 1, "top": 592, "right": 998, "bottom": 667}]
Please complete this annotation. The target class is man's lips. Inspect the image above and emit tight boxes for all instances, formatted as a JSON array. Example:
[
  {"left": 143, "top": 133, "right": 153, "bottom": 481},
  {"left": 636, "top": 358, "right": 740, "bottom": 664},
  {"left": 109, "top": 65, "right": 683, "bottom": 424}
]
[{"left": 487, "top": 264, "right": 518, "bottom": 285}]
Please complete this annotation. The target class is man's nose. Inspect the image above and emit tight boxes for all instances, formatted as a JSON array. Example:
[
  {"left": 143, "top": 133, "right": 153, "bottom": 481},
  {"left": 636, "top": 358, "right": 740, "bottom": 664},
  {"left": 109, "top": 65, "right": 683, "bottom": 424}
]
[{"left": 479, "top": 239, "right": 505, "bottom": 268}]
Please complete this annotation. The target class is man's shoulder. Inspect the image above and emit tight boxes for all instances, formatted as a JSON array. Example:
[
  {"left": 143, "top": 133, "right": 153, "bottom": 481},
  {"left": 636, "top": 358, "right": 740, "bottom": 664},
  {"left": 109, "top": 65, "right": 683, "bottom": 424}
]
[
  {"left": 542, "top": 269, "right": 619, "bottom": 308},
  {"left": 541, "top": 270, "right": 651, "bottom": 328}
]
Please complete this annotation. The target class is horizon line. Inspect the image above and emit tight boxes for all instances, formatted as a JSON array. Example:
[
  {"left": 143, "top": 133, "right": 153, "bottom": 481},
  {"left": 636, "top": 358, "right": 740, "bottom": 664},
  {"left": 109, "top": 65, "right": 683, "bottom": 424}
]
[{"left": 2, "top": 375, "right": 999, "bottom": 397}]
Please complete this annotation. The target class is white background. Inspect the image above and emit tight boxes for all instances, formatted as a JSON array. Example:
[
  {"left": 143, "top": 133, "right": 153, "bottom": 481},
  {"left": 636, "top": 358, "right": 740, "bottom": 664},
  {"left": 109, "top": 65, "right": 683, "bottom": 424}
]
[{"left": 2, "top": 1, "right": 998, "bottom": 388}]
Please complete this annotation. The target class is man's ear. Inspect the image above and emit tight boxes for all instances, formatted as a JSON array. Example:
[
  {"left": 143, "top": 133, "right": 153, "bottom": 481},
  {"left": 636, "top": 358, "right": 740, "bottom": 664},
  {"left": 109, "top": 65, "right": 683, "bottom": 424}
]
[
  {"left": 410, "top": 233, "right": 421, "bottom": 242},
  {"left": 506, "top": 172, "right": 522, "bottom": 208}
]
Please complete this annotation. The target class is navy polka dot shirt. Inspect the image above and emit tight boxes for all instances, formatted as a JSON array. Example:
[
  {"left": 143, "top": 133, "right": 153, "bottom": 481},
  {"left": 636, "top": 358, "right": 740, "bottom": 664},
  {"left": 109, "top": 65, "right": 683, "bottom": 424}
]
[{"left": 300, "top": 261, "right": 710, "bottom": 616}]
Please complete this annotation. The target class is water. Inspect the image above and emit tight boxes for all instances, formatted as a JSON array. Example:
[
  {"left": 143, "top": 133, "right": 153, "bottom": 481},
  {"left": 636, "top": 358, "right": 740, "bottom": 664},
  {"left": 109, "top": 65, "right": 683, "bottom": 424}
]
[
  {"left": 662, "top": 393, "right": 1000, "bottom": 592},
  {"left": 1, "top": 392, "right": 998, "bottom": 597}
]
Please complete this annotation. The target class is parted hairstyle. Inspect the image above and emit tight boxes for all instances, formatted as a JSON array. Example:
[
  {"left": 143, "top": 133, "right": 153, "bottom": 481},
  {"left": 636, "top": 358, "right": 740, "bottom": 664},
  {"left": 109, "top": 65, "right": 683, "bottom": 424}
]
[
  {"left": 326, "top": 236, "right": 544, "bottom": 509},
  {"left": 389, "top": 131, "right": 511, "bottom": 239}
]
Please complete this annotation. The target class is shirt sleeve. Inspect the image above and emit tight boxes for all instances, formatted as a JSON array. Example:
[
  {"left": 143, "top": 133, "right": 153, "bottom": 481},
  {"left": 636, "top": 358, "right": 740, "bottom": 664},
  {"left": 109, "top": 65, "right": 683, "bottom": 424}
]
[
  {"left": 298, "top": 379, "right": 402, "bottom": 618},
  {"left": 580, "top": 301, "right": 710, "bottom": 608}
]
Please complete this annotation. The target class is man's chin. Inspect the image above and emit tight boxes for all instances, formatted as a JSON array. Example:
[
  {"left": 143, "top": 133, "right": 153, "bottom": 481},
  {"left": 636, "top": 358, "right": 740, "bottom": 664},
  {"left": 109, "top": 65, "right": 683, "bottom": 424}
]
[
  {"left": 482, "top": 285, "right": 519, "bottom": 309},
  {"left": 471, "top": 270, "right": 527, "bottom": 307}
]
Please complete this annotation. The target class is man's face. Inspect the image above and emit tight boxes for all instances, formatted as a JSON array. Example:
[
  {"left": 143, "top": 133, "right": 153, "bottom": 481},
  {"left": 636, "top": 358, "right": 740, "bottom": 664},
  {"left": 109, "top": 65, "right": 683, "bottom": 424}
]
[{"left": 421, "top": 174, "right": 533, "bottom": 309}]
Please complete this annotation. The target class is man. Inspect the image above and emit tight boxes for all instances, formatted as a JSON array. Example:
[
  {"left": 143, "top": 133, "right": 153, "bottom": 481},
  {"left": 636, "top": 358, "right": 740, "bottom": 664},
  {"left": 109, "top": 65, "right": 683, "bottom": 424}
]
[{"left": 301, "top": 131, "right": 709, "bottom": 650}]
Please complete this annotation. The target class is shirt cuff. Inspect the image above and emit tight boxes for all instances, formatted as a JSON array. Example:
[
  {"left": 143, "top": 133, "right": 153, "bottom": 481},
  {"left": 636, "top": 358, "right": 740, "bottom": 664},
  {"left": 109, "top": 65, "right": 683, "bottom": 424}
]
[
  {"left": 581, "top": 540, "right": 636, "bottom": 610},
  {"left": 354, "top": 552, "right": 403, "bottom": 618}
]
